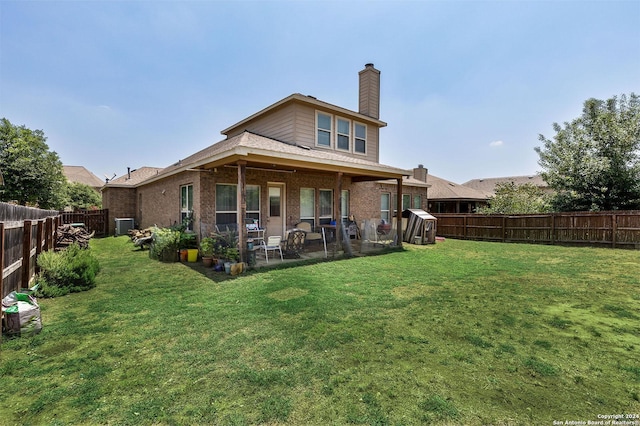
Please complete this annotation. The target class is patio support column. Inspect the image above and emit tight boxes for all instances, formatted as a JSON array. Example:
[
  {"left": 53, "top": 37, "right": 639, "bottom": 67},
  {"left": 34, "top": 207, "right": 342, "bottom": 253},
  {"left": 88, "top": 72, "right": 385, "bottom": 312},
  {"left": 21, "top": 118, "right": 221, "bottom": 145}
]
[
  {"left": 237, "top": 160, "right": 247, "bottom": 263},
  {"left": 396, "top": 177, "right": 403, "bottom": 247},
  {"left": 335, "top": 172, "right": 343, "bottom": 252}
]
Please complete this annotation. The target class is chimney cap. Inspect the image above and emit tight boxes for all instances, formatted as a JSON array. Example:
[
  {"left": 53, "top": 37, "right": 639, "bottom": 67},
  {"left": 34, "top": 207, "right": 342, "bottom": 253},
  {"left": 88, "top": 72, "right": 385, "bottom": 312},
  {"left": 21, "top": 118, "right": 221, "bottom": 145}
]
[{"left": 365, "top": 63, "right": 375, "bottom": 68}]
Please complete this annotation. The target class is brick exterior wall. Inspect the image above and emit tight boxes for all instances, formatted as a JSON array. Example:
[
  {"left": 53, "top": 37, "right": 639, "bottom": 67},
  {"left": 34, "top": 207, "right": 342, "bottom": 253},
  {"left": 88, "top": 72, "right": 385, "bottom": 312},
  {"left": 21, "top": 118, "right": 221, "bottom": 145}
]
[
  {"left": 104, "top": 168, "right": 428, "bottom": 238},
  {"left": 102, "top": 187, "right": 137, "bottom": 235}
]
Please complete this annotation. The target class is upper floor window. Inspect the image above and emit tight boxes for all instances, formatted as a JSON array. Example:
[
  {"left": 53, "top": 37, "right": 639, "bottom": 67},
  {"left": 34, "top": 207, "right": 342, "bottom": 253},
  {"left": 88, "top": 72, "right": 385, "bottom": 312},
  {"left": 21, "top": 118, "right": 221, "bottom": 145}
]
[
  {"left": 316, "top": 112, "right": 332, "bottom": 147},
  {"left": 316, "top": 111, "right": 368, "bottom": 155},
  {"left": 354, "top": 123, "right": 366, "bottom": 154},
  {"left": 336, "top": 118, "right": 350, "bottom": 151}
]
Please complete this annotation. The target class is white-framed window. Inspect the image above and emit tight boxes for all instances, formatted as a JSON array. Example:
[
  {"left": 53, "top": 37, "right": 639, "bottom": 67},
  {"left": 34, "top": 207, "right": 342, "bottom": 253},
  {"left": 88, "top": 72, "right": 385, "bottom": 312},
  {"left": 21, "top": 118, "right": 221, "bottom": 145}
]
[
  {"left": 381, "top": 193, "right": 390, "bottom": 222},
  {"left": 300, "top": 188, "right": 315, "bottom": 228},
  {"left": 341, "top": 190, "right": 349, "bottom": 222},
  {"left": 319, "top": 189, "right": 333, "bottom": 224},
  {"left": 216, "top": 184, "right": 260, "bottom": 226},
  {"left": 414, "top": 195, "right": 422, "bottom": 210},
  {"left": 316, "top": 112, "right": 332, "bottom": 148},
  {"left": 180, "top": 184, "right": 193, "bottom": 230},
  {"left": 354, "top": 122, "right": 367, "bottom": 154},
  {"left": 336, "top": 118, "right": 350, "bottom": 151}
]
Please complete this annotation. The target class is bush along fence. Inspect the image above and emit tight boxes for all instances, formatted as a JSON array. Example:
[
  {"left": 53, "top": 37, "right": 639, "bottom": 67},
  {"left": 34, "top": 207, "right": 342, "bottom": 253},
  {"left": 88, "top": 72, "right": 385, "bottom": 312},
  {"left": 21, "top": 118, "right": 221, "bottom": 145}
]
[
  {"left": 434, "top": 211, "right": 640, "bottom": 249},
  {"left": 1, "top": 203, "right": 60, "bottom": 342},
  {"left": 60, "top": 209, "right": 109, "bottom": 237}
]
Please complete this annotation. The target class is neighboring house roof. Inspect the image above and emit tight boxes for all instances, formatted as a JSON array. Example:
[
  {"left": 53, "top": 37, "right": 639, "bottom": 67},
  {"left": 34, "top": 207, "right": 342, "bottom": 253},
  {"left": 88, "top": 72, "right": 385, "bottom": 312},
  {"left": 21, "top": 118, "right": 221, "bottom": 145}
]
[
  {"left": 221, "top": 93, "right": 387, "bottom": 136},
  {"left": 105, "top": 167, "right": 164, "bottom": 188},
  {"left": 124, "top": 131, "right": 411, "bottom": 188},
  {"left": 63, "top": 166, "right": 104, "bottom": 189},
  {"left": 428, "top": 174, "right": 489, "bottom": 201},
  {"left": 462, "top": 175, "right": 548, "bottom": 197}
]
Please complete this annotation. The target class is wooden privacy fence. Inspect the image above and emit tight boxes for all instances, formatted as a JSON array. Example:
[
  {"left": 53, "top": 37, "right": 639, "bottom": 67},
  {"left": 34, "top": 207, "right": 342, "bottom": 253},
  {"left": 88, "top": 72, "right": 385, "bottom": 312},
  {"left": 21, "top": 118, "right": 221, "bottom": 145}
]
[
  {"left": 1, "top": 203, "right": 60, "bottom": 300},
  {"left": 435, "top": 211, "right": 640, "bottom": 249},
  {"left": 60, "top": 209, "right": 109, "bottom": 236}
]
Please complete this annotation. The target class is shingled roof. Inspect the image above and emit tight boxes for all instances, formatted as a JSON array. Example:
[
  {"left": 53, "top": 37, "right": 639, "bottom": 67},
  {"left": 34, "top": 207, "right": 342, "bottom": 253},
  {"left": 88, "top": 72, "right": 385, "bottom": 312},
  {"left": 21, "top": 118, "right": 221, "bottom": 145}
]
[
  {"left": 106, "top": 167, "right": 164, "bottom": 187},
  {"left": 462, "top": 175, "right": 547, "bottom": 196},
  {"left": 428, "top": 174, "right": 489, "bottom": 200},
  {"left": 63, "top": 166, "right": 104, "bottom": 189},
  {"left": 123, "top": 131, "right": 411, "bottom": 187}
]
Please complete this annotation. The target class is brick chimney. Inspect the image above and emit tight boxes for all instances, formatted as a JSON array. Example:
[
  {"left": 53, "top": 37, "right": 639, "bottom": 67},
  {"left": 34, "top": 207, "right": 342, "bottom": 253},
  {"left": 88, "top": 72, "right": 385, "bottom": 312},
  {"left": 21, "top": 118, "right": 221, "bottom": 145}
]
[
  {"left": 413, "top": 164, "right": 428, "bottom": 182},
  {"left": 359, "top": 63, "right": 380, "bottom": 119}
]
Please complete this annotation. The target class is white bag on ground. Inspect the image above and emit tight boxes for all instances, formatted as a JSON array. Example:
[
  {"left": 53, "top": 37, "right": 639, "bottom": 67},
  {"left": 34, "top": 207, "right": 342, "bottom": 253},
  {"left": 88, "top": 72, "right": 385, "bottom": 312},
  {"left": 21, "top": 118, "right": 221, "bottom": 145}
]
[{"left": 2, "top": 291, "right": 42, "bottom": 337}]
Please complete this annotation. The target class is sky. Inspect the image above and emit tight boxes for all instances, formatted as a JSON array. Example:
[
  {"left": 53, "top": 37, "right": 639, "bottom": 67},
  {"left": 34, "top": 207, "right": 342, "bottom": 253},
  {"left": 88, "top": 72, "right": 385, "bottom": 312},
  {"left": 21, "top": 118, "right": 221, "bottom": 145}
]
[{"left": 1, "top": 0, "right": 639, "bottom": 185}]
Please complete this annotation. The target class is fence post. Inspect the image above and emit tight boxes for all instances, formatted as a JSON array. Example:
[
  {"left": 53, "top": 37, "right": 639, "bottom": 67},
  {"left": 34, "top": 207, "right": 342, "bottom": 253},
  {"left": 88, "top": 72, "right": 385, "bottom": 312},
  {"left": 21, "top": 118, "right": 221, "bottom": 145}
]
[
  {"left": 463, "top": 215, "right": 467, "bottom": 239},
  {"left": 22, "top": 220, "right": 33, "bottom": 289},
  {"left": 45, "top": 217, "right": 53, "bottom": 251},
  {"left": 550, "top": 214, "right": 555, "bottom": 245},
  {"left": 0, "top": 222, "right": 4, "bottom": 344},
  {"left": 502, "top": 215, "right": 506, "bottom": 242},
  {"left": 612, "top": 214, "right": 617, "bottom": 249},
  {"left": 36, "top": 219, "right": 44, "bottom": 274}
]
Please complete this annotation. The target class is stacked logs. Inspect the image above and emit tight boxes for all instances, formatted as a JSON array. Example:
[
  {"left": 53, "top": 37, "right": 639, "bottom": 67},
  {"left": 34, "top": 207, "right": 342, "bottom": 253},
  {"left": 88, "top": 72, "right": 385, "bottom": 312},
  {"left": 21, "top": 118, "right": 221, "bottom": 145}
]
[
  {"left": 128, "top": 228, "right": 153, "bottom": 249},
  {"left": 56, "top": 224, "right": 95, "bottom": 249}
]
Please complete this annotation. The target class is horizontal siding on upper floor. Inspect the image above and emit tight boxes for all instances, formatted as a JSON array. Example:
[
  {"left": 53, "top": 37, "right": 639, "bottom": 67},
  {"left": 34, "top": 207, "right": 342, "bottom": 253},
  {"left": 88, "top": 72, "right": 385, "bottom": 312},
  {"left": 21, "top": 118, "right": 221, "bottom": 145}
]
[{"left": 226, "top": 103, "right": 296, "bottom": 142}]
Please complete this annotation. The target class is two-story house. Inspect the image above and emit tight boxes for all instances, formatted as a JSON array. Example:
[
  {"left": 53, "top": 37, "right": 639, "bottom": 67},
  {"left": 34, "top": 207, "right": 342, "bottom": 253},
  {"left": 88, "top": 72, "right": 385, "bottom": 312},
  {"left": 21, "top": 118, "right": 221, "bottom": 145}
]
[{"left": 102, "top": 64, "right": 430, "bottom": 259}]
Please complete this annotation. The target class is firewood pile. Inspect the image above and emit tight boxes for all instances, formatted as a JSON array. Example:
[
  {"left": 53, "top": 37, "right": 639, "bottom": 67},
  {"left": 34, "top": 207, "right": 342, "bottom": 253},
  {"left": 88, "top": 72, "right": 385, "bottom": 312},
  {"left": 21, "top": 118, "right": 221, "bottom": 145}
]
[
  {"left": 56, "top": 224, "right": 95, "bottom": 249},
  {"left": 128, "top": 228, "right": 153, "bottom": 249}
]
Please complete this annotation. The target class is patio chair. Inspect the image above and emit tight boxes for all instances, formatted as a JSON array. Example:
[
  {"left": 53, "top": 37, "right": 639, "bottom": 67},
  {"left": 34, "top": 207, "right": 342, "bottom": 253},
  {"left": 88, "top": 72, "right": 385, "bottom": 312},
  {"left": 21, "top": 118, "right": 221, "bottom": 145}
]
[
  {"left": 262, "top": 235, "right": 283, "bottom": 263},
  {"left": 282, "top": 229, "right": 306, "bottom": 258},
  {"left": 295, "top": 222, "right": 322, "bottom": 244}
]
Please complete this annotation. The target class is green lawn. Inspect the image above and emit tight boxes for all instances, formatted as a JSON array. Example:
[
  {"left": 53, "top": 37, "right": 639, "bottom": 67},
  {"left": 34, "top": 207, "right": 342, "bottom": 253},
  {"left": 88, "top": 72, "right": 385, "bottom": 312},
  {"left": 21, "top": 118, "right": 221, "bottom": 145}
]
[{"left": 1, "top": 237, "right": 639, "bottom": 425}]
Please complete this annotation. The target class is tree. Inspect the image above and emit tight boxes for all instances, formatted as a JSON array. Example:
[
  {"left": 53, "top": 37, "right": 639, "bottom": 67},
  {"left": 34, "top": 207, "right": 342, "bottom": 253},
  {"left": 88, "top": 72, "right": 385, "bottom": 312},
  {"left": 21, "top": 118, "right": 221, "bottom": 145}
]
[
  {"left": 0, "top": 118, "right": 67, "bottom": 209},
  {"left": 535, "top": 93, "right": 640, "bottom": 211},
  {"left": 65, "top": 181, "right": 102, "bottom": 210},
  {"left": 477, "top": 182, "right": 551, "bottom": 214}
]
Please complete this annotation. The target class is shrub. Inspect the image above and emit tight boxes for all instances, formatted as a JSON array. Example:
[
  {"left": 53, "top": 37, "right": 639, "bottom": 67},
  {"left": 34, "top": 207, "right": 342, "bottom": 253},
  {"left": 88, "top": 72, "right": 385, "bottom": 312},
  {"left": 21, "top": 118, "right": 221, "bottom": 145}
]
[
  {"left": 35, "top": 243, "right": 101, "bottom": 297},
  {"left": 149, "top": 226, "right": 180, "bottom": 262}
]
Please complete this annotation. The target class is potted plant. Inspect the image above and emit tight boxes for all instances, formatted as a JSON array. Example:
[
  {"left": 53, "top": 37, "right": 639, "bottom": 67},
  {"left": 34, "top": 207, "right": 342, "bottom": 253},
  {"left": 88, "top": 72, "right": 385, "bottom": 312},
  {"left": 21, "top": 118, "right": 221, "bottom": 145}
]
[
  {"left": 223, "top": 247, "right": 240, "bottom": 274},
  {"left": 199, "top": 237, "right": 215, "bottom": 267}
]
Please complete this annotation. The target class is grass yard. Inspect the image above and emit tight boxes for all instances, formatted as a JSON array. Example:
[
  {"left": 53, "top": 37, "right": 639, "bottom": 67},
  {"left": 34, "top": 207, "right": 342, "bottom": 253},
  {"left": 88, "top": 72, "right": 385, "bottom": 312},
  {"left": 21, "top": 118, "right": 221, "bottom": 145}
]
[{"left": 1, "top": 237, "right": 639, "bottom": 425}]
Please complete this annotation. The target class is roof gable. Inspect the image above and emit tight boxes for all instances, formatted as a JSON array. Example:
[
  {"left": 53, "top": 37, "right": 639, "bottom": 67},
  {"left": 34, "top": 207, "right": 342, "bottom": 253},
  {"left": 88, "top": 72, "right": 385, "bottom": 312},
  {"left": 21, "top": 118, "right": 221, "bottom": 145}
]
[{"left": 221, "top": 93, "right": 387, "bottom": 137}]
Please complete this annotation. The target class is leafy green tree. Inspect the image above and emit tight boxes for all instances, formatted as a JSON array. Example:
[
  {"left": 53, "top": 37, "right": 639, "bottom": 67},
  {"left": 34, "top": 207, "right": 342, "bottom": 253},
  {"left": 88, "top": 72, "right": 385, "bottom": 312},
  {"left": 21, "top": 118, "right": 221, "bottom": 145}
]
[
  {"left": 65, "top": 181, "right": 102, "bottom": 210},
  {"left": 477, "top": 182, "right": 551, "bottom": 214},
  {"left": 0, "top": 118, "right": 66, "bottom": 209},
  {"left": 535, "top": 93, "right": 640, "bottom": 211}
]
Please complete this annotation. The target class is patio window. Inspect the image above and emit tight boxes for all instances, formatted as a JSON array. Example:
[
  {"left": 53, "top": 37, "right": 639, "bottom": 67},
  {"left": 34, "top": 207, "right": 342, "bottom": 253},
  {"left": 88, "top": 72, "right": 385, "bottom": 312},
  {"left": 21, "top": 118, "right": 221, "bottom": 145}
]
[
  {"left": 402, "top": 194, "right": 411, "bottom": 211},
  {"left": 216, "top": 184, "right": 260, "bottom": 227},
  {"left": 316, "top": 112, "right": 332, "bottom": 147},
  {"left": 319, "top": 189, "right": 333, "bottom": 224},
  {"left": 414, "top": 195, "right": 422, "bottom": 210},
  {"left": 180, "top": 184, "right": 193, "bottom": 230},
  {"left": 341, "top": 190, "right": 349, "bottom": 222},
  {"left": 381, "top": 193, "right": 390, "bottom": 222},
  {"left": 336, "top": 118, "right": 350, "bottom": 151},
  {"left": 300, "top": 188, "right": 315, "bottom": 228},
  {"left": 354, "top": 122, "right": 366, "bottom": 154}
]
